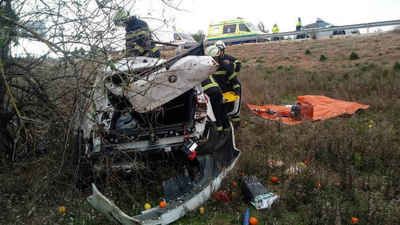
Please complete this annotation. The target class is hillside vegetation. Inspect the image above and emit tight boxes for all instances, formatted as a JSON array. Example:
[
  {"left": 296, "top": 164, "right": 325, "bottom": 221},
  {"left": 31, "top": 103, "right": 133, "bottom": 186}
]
[
  {"left": 177, "top": 32, "right": 400, "bottom": 225},
  {"left": 1, "top": 32, "right": 400, "bottom": 225}
]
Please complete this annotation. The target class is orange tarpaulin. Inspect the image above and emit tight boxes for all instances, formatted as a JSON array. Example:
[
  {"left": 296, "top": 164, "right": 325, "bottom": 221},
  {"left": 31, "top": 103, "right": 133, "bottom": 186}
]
[{"left": 247, "top": 95, "right": 369, "bottom": 125}]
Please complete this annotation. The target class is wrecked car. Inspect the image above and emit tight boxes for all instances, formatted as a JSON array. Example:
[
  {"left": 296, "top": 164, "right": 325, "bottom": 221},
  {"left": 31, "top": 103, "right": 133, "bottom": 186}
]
[{"left": 76, "top": 44, "right": 241, "bottom": 225}]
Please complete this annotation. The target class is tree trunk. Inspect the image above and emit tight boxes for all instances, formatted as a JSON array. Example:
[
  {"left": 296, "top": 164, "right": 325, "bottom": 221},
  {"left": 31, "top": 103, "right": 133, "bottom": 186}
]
[{"left": 0, "top": 0, "right": 15, "bottom": 159}]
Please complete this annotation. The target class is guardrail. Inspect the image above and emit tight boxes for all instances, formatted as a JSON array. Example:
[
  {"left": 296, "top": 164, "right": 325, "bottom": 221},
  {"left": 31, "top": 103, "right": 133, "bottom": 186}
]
[{"left": 262, "top": 19, "right": 400, "bottom": 39}]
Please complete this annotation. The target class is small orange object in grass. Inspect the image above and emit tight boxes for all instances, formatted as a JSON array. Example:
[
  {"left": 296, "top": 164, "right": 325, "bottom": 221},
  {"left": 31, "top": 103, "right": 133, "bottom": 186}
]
[
  {"left": 58, "top": 206, "right": 66, "bottom": 215},
  {"left": 199, "top": 206, "right": 205, "bottom": 215},
  {"left": 351, "top": 217, "right": 359, "bottom": 224},
  {"left": 249, "top": 216, "right": 259, "bottom": 225},
  {"left": 159, "top": 200, "right": 167, "bottom": 208},
  {"left": 316, "top": 181, "right": 322, "bottom": 189},
  {"left": 303, "top": 158, "right": 311, "bottom": 166},
  {"left": 270, "top": 176, "right": 279, "bottom": 184}
]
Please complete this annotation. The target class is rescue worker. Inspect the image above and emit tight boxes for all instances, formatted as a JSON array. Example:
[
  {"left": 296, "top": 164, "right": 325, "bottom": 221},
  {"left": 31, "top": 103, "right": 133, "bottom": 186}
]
[
  {"left": 296, "top": 17, "right": 303, "bottom": 31},
  {"left": 124, "top": 16, "right": 160, "bottom": 57},
  {"left": 272, "top": 24, "right": 280, "bottom": 41},
  {"left": 214, "top": 40, "right": 241, "bottom": 124},
  {"left": 295, "top": 17, "right": 305, "bottom": 39},
  {"left": 272, "top": 24, "right": 280, "bottom": 33},
  {"left": 110, "top": 12, "right": 160, "bottom": 130},
  {"left": 202, "top": 45, "right": 230, "bottom": 134},
  {"left": 214, "top": 41, "right": 241, "bottom": 94}
]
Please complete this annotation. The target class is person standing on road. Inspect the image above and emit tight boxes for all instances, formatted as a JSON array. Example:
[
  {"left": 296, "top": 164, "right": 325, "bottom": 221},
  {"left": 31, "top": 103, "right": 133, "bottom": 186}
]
[
  {"left": 272, "top": 24, "right": 280, "bottom": 33},
  {"left": 296, "top": 17, "right": 303, "bottom": 31},
  {"left": 272, "top": 24, "right": 280, "bottom": 41},
  {"left": 295, "top": 17, "right": 306, "bottom": 39}
]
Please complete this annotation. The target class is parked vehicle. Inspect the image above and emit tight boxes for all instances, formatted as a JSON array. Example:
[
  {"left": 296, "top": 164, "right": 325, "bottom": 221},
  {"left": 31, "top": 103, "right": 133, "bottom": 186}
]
[{"left": 207, "top": 18, "right": 265, "bottom": 45}]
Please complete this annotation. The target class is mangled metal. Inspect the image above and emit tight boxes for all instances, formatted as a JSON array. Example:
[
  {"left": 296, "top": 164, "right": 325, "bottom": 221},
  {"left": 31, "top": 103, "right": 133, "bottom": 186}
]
[
  {"left": 78, "top": 44, "right": 241, "bottom": 224},
  {"left": 88, "top": 130, "right": 240, "bottom": 225},
  {"left": 104, "top": 56, "right": 217, "bottom": 113}
]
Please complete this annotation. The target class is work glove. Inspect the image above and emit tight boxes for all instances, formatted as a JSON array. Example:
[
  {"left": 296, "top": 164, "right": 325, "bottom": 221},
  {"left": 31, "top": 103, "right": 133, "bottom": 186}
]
[{"left": 234, "top": 61, "right": 241, "bottom": 72}]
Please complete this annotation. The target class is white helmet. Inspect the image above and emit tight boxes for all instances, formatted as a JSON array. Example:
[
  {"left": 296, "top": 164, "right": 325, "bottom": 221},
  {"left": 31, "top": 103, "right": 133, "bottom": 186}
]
[
  {"left": 205, "top": 45, "right": 220, "bottom": 57},
  {"left": 215, "top": 40, "right": 226, "bottom": 50}
]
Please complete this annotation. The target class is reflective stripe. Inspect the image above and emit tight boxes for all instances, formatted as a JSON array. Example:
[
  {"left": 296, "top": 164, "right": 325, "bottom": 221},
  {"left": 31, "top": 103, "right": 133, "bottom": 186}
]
[
  {"left": 210, "top": 76, "right": 218, "bottom": 85},
  {"left": 233, "top": 84, "right": 241, "bottom": 89},
  {"left": 231, "top": 117, "right": 240, "bottom": 122},
  {"left": 202, "top": 76, "right": 219, "bottom": 91},
  {"left": 126, "top": 29, "right": 150, "bottom": 39},
  {"left": 151, "top": 46, "right": 159, "bottom": 53},
  {"left": 214, "top": 71, "right": 226, "bottom": 75},
  {"left": 228, "top": 72, "right": 237, "bottom": 80},
  {"left": 135, "top": 45, "right": 145, "bottom": 52},
  {"left": 127, "top": 44, "right": 145, "bottom": 54},
  {"left": 216, "top": 126, "right": 223, "bottom": 131},
  {"left": 202, "top": 82, "right": 218, "bottom": 90},
  {"left": 234, "top": 60, "right": 241, "bottom": 64}
]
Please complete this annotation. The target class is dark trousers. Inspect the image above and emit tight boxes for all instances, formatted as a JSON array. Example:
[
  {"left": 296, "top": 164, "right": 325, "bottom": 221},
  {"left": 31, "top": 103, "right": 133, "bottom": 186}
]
[{"left": 204, "top": 87, "right": 229, "bottom": 130}]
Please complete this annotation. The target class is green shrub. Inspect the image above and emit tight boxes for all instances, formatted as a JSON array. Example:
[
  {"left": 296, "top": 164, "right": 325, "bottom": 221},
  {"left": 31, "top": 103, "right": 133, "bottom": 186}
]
[
  {"left": 349, "top": 52, "right": 360, "bottom": 60},
  {"left": 394, "top": 61, "right": 400, "bottom": 71},
  {"left": 305, "top": 49, "right": 311, "bottom": 55},
  {"left": 319, "top": 54, "right": 327, "bottom": 62}
]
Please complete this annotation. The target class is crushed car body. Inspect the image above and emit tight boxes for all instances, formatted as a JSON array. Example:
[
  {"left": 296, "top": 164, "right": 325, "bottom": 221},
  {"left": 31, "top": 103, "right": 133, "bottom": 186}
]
[{"left": 78, "top": 44, "right": 241, "bottom": 225}]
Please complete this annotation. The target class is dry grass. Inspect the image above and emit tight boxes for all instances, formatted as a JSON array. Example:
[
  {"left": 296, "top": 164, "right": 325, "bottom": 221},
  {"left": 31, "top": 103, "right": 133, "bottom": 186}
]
[
  {"left": 222, "top": 31, "right": 400, "bottom": 225},
  {"left": 1, "top": 32, "right": 400, "bottom": 225}
]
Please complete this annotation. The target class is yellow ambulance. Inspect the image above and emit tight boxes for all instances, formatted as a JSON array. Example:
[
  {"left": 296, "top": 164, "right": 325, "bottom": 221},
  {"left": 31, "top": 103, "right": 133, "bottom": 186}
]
[{"left": 207, "top": 18, "right": 264, "bottom": 44}]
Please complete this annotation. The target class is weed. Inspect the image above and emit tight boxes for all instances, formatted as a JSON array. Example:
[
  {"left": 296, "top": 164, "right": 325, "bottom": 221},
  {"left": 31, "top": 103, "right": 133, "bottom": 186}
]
[
  {"left": 350, "top": 52, "right": 360, "bottom": 60},
  {"left": 305, "top": 49, "right": 311, "bottom": 55},
  {"left": 359, "top": 63, "right": 376, "bottom": 72},
  {"left": 394, "top": 61, "right": 400, "bottom": 71},
  {"left": 319, "top": 54, "right": 327, "bottom": 62}
]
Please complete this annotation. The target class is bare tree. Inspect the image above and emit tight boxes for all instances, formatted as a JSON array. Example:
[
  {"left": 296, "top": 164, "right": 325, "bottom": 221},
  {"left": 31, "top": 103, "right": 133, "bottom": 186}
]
[
  {"left": 0, "top": 0, "right": 18, "bottom": 160},
  {"left": 1, "top": 1, "right": 188, "bottom": 222},
  {"left": 0, "top": 0, "right": 185, "bottom": 162}
]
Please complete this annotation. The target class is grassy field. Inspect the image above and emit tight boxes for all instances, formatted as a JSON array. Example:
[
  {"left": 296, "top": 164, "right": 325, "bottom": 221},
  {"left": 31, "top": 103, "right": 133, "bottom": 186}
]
[
  {"left": 176, "top": 32, "right": 400, "bottom": 224},
  {"left": 1, "top": 32, "right": 400, "bottom": 225}
]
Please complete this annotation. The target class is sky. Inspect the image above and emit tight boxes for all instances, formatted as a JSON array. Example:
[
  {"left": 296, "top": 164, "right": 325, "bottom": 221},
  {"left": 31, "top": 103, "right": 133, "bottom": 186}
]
[{"left": 141, "top": 0, "right": 400, "bottom": 33}]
